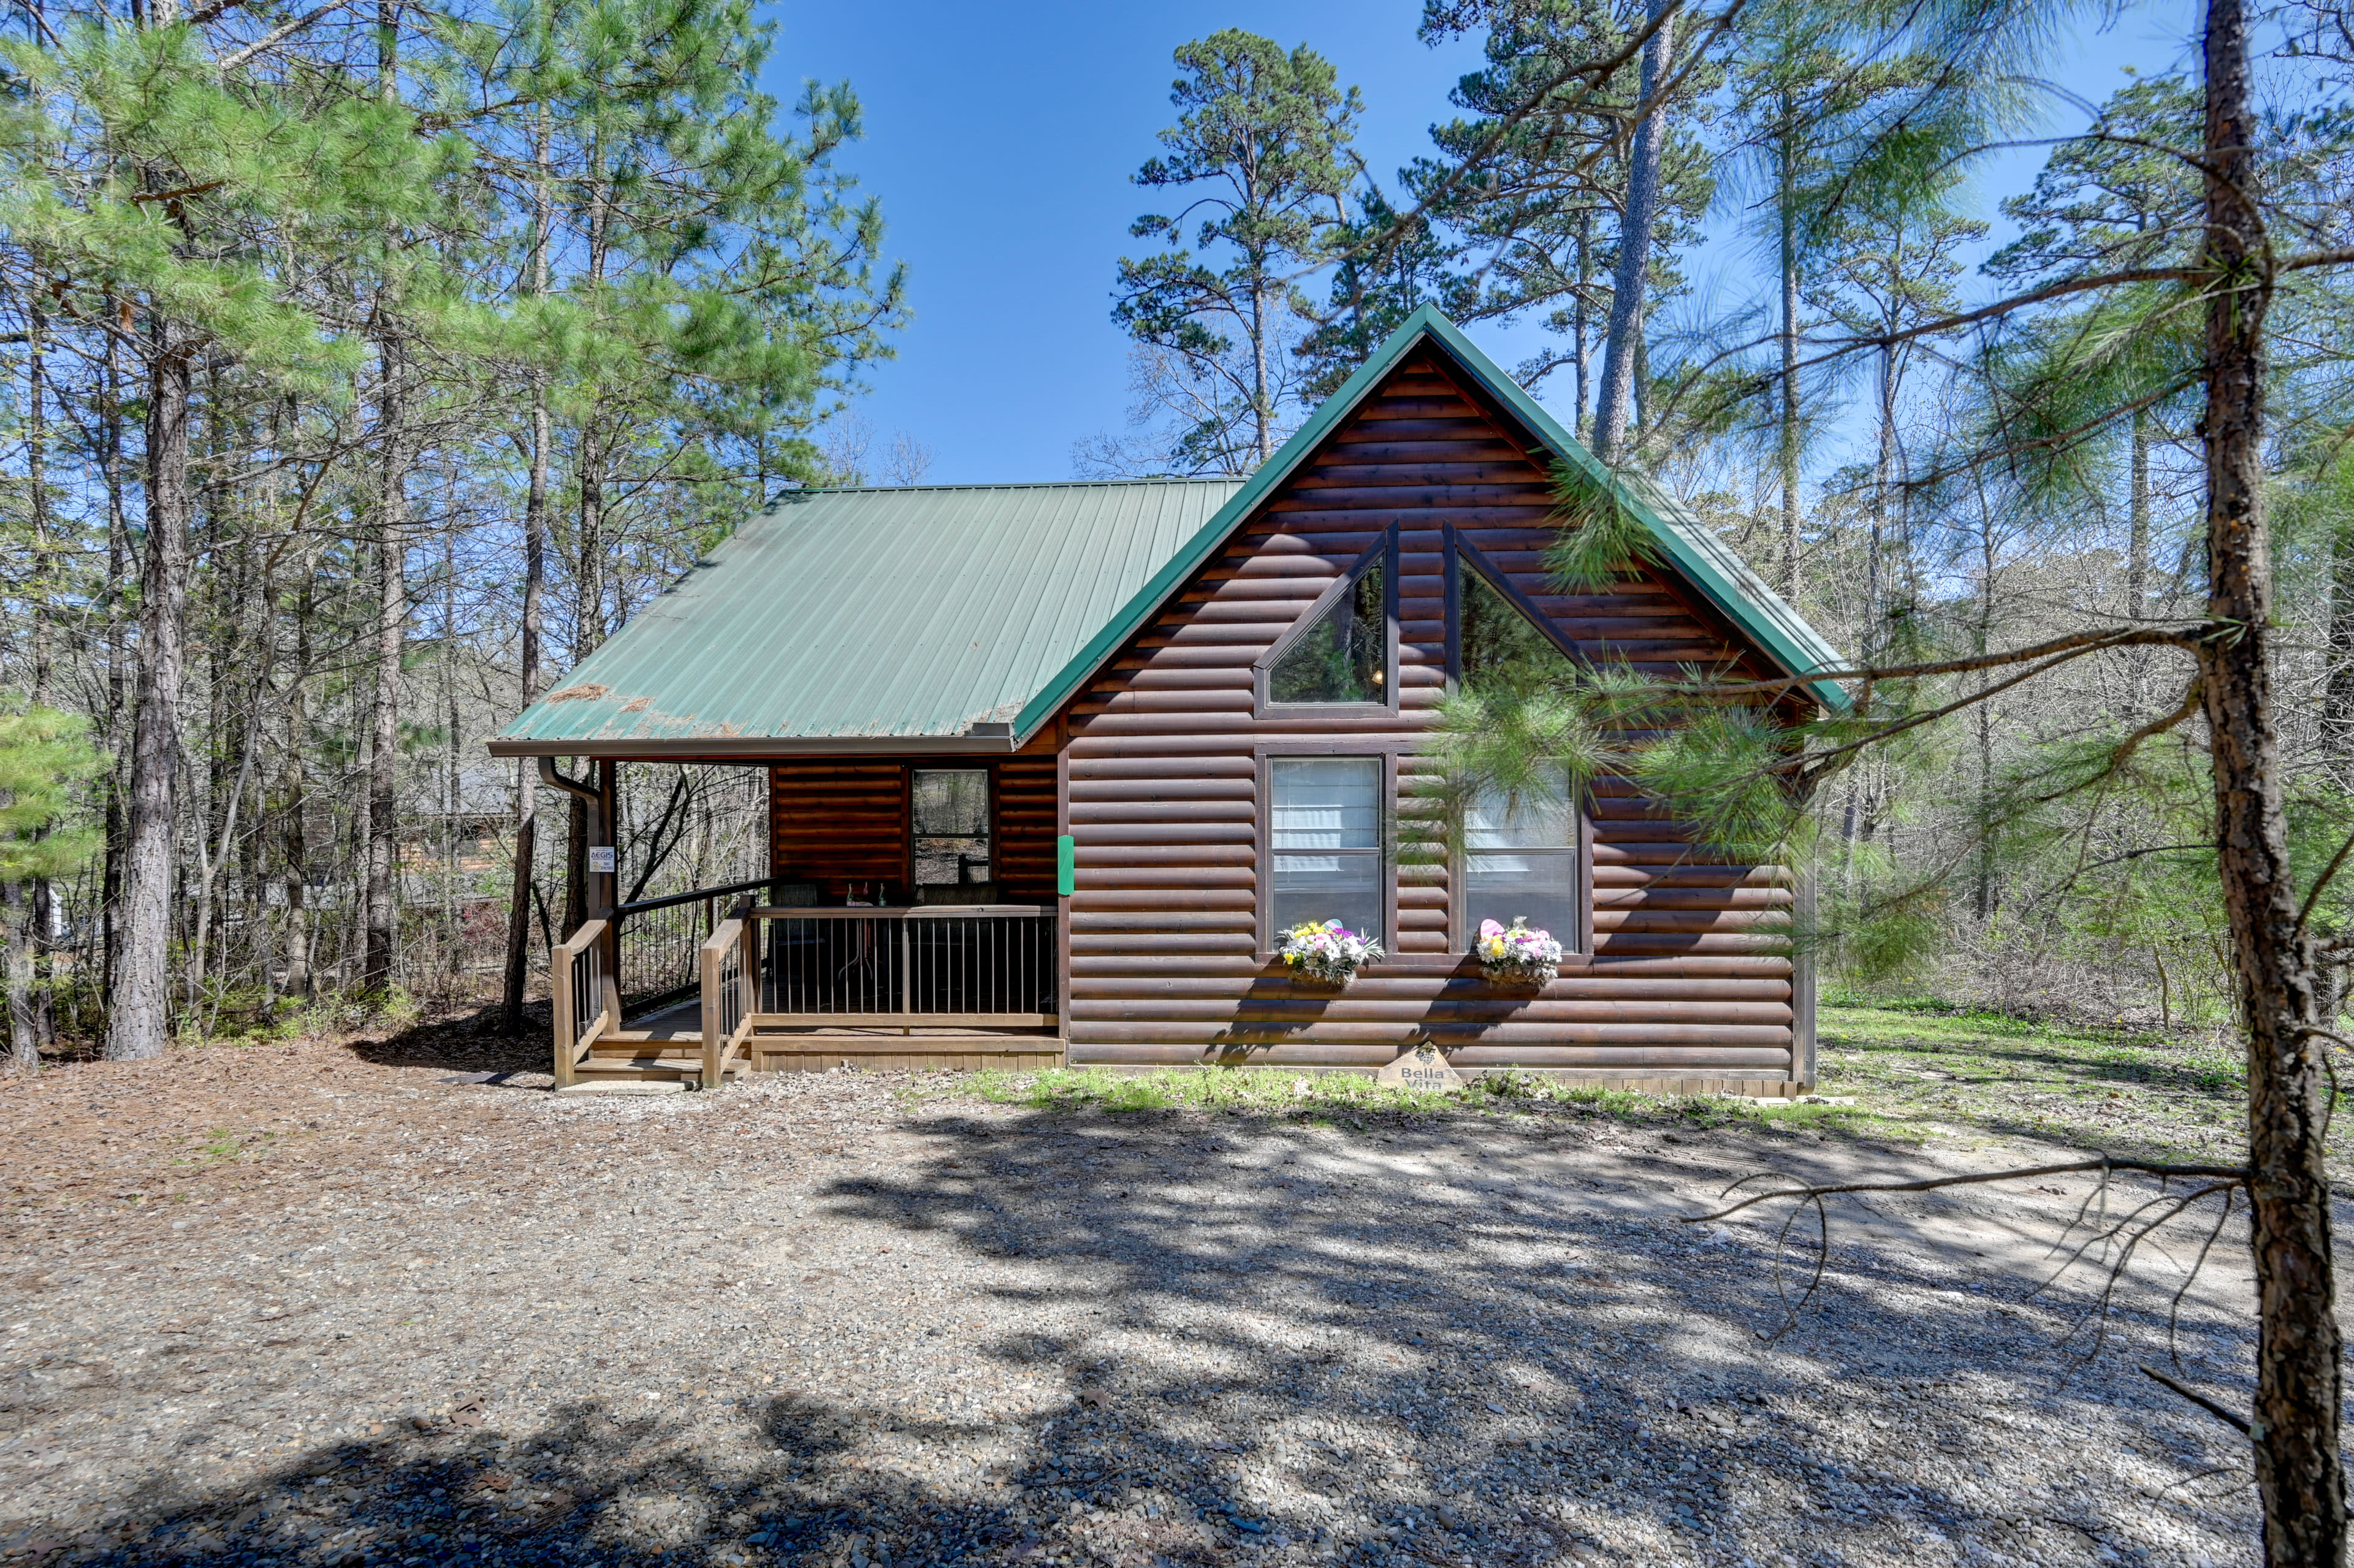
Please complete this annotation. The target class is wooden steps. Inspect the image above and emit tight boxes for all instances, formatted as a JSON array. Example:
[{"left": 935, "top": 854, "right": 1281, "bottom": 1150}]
[{"left": 574, "top": 1033, "right": 749, "bottom": 1087}]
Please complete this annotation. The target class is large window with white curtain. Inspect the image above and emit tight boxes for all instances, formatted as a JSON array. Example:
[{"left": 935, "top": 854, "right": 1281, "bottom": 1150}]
[{"left": 1268, "top": 756, "right": 1384, "bottom": 945}]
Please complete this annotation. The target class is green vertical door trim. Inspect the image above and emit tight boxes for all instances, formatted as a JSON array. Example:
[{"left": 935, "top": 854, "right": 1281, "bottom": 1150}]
[{"left": 1056, "top": 835, "right": 1076, "bottom": 897}]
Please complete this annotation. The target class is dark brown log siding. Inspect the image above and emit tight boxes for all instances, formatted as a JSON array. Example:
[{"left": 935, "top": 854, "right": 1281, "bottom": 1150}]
[
  {"left": 769, "top": 761, "right": 905, "bottom": 897},
  {"left": 769, "top": 740, "right": 1060, "bottom": 903},
  {"left": 996, "top": 752, "right": 1059, "bottom": 902},
  {"left": 1060, "top": 348, "right": 1802, "bottom": 1075}
]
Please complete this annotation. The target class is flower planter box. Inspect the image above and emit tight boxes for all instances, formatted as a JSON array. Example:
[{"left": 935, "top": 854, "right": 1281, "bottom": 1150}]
[
  {"left": 1276, "top": 919, "right": 1384, "bottom": 988},
  {"left": 1476, "top": 919, "right": 1562, "bottom": 989}
]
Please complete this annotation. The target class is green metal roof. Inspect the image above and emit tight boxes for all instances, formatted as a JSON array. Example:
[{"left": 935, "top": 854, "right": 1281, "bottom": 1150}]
[
  {"left": 492, "top": 308, "right": 1848, "bottom": 759},
  {"left": 1015, "top": 305, "right": 1850, "bottom": 734},
  {"left": 489, "top": 479, "right": 1242, "bottom": 755}
]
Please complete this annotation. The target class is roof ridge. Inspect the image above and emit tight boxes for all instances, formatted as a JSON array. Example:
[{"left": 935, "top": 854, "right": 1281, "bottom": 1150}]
[
  {"left": 779, "top": 476, "right": 1246, "bottom": 497},
  {"left": 1011, "top": 305, "right": 1851, "bottom": 736}
]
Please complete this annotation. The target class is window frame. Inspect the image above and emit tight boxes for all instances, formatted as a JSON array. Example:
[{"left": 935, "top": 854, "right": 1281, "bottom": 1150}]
[
  {"left": 1453, "top": 772, "right": 1594, "bottom": 956},
  {"left": 1252, "top": 529, "right": 1400, "bottom": 717},
  {"left": 1443, "top": 527, "right": 1590, "bottom": 691},
  {"left": 907, "top": 764, "right": 996, "bottom": 894},
  {"left": 1257, "top": 747, "right": 1396, "bottom": 960},
  {"left": 1441, "top": 527, "right": 1596, "bottom": 957}
]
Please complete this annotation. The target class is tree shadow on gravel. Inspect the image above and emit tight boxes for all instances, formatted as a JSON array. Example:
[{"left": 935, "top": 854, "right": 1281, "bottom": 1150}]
[
  {"left": 785, "top": 1103, "right": 2255, "bottom": 1568},
  {"left": 45, "top": 1393, "right": 1056, "bottom": 1568},
  {"left": 341, "top": 1002, "right": 551, "bottom": 1078},
  {"left": 46, "top": 1099, "right": 2255, "bottom": 1568}
]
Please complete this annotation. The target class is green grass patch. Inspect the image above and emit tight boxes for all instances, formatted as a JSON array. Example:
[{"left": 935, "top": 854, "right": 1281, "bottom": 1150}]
[
  {"left": 953, "top": 1063, "right": 1919, "bottom": 1143},
  {"left": 1812, "top": 1003, "right": 2296, "bottom": 1170},
  {"left": 914, "top": 1001, "right": 2319, "bottom": 1172},
  {"left": 173, "top": 1127, "right": 280, "bottom": 1166}
]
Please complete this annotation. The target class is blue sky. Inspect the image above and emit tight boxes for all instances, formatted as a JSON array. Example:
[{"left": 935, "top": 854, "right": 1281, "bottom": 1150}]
[{"left": 770, "top": 0, "right": 2198, "bottom": 486}]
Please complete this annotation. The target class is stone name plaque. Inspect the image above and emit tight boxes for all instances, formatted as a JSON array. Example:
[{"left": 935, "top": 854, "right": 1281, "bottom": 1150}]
[{"left": 1377, "top": 1043, "right": 1463, "bottom": 1091}]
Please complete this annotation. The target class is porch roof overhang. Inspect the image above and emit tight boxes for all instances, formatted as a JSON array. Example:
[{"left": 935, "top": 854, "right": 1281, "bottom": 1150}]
[{"left": 486, "top": 478, "right": 1244, "bottom": 760}]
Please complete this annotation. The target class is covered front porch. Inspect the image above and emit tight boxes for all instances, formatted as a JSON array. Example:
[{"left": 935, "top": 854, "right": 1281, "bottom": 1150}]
[
  {"left": 537, "top": 753, "right": 1067, "bottom": 1088},
  {"left": 481, "top": 476, "right": 1226, "bottom": 1088}
]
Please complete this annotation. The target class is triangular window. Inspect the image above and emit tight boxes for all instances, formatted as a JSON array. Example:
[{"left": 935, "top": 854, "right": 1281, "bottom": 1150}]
[
  {"left": 1268, "top": 557, "right": 1387, "bottom": 704},
  {"left": 1458, "top": 555, "right": 1575, "bottom": 694}
]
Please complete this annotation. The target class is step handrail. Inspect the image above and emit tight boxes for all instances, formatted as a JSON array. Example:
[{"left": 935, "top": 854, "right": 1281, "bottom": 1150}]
[
  {"left": 698, "top": 908, "right": 758, "bottom": 1088},
  {"left": 550, "top": 917, "right": 612, "bottom": 1088},
  {"left": 615, "top": 875, "right": 780, "bottom": 918}
]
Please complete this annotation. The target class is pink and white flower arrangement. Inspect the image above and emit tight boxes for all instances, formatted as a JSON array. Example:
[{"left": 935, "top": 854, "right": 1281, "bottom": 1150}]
[
  {"left": 1276, "top": 918, "right": 1384, "bottom": 985},
  {"left": 1478, "top": 917, "right": 1562, "bottom": 986}
]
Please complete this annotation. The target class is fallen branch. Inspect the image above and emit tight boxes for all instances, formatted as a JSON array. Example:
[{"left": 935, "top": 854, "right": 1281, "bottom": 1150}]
[
  {"left": 2140, "top": 1364, "right": 2252, "bottom": 1436},
  {"left": 1685, "top": 1158, "right": 2250, "bottom": 1345},
  {"left": 1682, "top": 1157, "right": 2250, "bottom": 1227}
]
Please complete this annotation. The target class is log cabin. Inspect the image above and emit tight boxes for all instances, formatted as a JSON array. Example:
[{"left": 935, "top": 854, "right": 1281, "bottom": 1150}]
[{"left": 487, "top": 307, "right": 1848, "bottom": 1094}]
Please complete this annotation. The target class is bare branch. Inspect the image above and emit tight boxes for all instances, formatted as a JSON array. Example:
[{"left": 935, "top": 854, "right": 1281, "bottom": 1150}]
[
  {"left": 1683, "top": 1157, "right": 2249, "bottom": 1226},
  {"left": 1651, "top": 626, "right": 2203, "bottom": 704},
  {"left": 2140, "top": 1365, "right": 2252, "bottom": 1437},
  {"left": 2296, "top": 823, "right": 2354, "bottom": 942},
  {"left": 215, "top": 0, "right": 349, "bottom": 72}
]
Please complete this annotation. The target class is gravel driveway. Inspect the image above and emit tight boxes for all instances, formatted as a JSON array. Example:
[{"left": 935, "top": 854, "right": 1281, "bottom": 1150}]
[{"left": 0, "top": 1026, "right": 2274, "bottom": 1568}]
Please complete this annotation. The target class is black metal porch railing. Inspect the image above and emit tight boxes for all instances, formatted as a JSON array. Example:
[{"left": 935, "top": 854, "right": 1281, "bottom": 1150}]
[
  {"left": 612, "top": 876, "right": 780, "bottom": 1014},
  {"left": 756, "top": 907, "right": 1057, "bottom": 1024}
]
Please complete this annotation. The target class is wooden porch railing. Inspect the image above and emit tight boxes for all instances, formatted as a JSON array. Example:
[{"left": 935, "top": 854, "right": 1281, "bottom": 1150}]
[
  {"left": 549, "top": 916, "right": 614, "bottom": 1087},
  {"left": 550, "top": 899, "right": 1057, "bottom": 1086},
  {"left": 698, "top": 908, "right": 759, "bottom": 1085},
  {"left": 612, "top": 875, "right": 779, "bottom": 1016},
  {"left": 750, "top": 905, "right": 1057, "bottom": 1028}
]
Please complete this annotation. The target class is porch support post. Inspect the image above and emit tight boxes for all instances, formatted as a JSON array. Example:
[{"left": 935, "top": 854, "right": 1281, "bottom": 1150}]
[
  {"left": 596, "top": 761, "right": 622, "bottom": 1025},
  {"left": 699, "top": 926, "right": 722, "bottom": 1088}
]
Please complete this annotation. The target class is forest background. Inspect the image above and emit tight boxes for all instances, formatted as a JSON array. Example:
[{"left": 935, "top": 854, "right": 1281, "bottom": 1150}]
[{"left": 0, "top": 0, "right": 2347, "bottom": 1064}]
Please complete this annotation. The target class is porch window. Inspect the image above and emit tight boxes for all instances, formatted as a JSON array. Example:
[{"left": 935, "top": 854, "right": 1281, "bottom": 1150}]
[
  {"left": 1267, "top": 553, "right": 1388, "bottom": 705},
  {"left": 1270, "top": 756, "right": 1384, "bottom": 945},
  {"left": 1463, "top": 761, "right": 1582, "bottom": 951},
  {"left": 912, "top": 769, "right": 991, "bottom": 889}
]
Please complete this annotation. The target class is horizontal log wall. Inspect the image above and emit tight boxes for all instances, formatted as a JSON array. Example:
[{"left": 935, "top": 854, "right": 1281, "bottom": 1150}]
[
  {"left": 996, "top": 752, "right": 1059, "bottom": 902},
  {"left": 1061, "top": 347, "right": 1804, "bottom": 1079},
  {"left": 769, "top": 738, "right": 1060, "bottom": 902},
  {"left": 769, "top": 761, "right": 904, "bottom": 898}
]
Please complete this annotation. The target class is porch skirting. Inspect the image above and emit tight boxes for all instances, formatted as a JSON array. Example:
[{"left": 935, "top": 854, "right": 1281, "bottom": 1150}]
[
  {"left": 1060, "top": 1060, "right": 1811, "bottom": 1098},
  {"left": 747, "top": 1026, "right": 1063, "bottom": 1075}
]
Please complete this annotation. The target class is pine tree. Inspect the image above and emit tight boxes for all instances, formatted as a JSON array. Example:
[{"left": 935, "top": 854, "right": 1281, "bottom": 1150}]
[
  {"left": 1110, "top": 30, "right": 1361, "bottom": 473},
  {"left": 0, "top": 703, "right": 104, "bottom": 1071}
]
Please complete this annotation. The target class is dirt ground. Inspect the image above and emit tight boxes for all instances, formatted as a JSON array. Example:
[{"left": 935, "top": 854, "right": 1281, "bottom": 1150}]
[{"left": 0, "top": 1014, "right": 2282, "bottom": 1568}]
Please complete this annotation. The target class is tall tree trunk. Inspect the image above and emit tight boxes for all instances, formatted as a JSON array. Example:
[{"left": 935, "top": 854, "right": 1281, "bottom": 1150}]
[
  {"left": 100, "top": 299, "right": 129, "bottom": 1006},
  {"left": 1590, "top": 0, "right": 1674, "bottom": 462},
  {"left": 281, "top": 566, "right": 313, "bottom": 1002},
  {"left": 1573, "top": 208, "right": 1592, "bottom": 438},
  {"left": 2193, "top": 0, "right": 2346, "bottom": 1556},
  {"left": 504, "top": 114, "right": 554, "bottom": 1033},
  {"left": 1974, "top": 520, "right": 1997, "bottom": 922},
  {"left": 25, "top": 302, "right": 55, "bottom": 1047},
  {"left": 1, "top": 880, "right": 34, "bottom": 1072},
  {"left": 1866, "top": 340, "right": 1897, "bottom": 660},
  {"left": 104, "top": 315, "right": 192, "bottom": 1061},
  {"left": 362, "top": 341, "right": 408, "bottom": 994},
  {"left": 2128, "top": 405, "right": 2154, "bottom": 714},
  {"left": 1777, "top": 104, "right": 1802, "bottom": 601},
  {"left": 2329, "top": 518, "right": 2354, "bottom": 785},
  {"left": 1250, "top": 274, "right": 1271, "bottom": 465}
]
